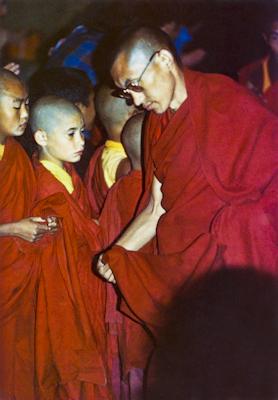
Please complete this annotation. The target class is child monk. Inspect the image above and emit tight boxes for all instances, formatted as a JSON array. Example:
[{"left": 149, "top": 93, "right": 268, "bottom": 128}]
[
  {"left": 99, "top": 112, "right": 152, "bottom": 400},
  {"left": 85, "top": 84, "right": 138, "bottom": 218},
  {"left": 0, "top": 69, "right": 57, "bottom": 400},
  {"left": 30, "top": 96, "right": 112, "bottom": 399}
]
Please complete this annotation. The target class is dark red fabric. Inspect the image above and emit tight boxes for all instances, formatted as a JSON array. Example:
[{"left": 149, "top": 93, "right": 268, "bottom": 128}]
[
  {"left": 99, "top": 171, "right": 152, "bottom": 378},
  {"left": 103, "top": 69, "right": 278, "bottom": 331},
  {"left": 0, "top": 138, "right": 39, "bottom": 400},
  {"left": 32, "top": 157, "right": 112, "bottom": 400},
  {"left": 264, "top": 82, "right": 278, "bottom": 116},
  {"left": 84, "top": 145, "right": 109, "bottom": 219}
]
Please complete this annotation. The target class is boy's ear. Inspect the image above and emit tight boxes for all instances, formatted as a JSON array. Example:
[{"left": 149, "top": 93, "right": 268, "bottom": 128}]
[{"left": 34, "top": 129, "right": 48, "bottom": 146}]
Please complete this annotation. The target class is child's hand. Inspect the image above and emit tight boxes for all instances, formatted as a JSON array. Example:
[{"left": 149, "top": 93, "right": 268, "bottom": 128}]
[
  {"left": 9, "top": 217, "right": 52, "bottom": 242},
  {"left": 46, "top": 216, "right": 59, "bottom": 234},
  {"left": 96, "top": 254, "right": 116, "bottom": 284},
  {"left": 4, "top": 62, "right": 20, "bottom": 75}
]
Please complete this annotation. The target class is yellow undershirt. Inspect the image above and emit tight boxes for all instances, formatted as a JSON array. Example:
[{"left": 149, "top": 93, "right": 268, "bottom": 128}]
[
  {"left": 40, "top": 160, "right": 74, "bottom": 194},
  {"left": 0, "top": 143, "right": 4, "bottom": 161},
  {"left": 101, "top": 140, "right": 127, "bottom": 188}
]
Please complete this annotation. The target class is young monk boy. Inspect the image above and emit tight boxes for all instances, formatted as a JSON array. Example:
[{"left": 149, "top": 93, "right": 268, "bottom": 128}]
[
  {"left": 0, "top": 69, "right": 57, "bottom": 400},
  {"left": 85, "top": 84, "right": 139, "bottom": 218},
  {"left": 30, "top": 96, "right": 112, "bottom": 399},
  {"left": 99, "top": 112, "right": 152, "bottom": 400}
]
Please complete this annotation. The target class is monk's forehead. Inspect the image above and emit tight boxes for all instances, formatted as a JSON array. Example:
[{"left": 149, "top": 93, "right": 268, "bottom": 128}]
[
  {"left": 111, "top": 49, "right": 149, "bottom": 87},
  {"left": 53, "top": 107, "right": 82, "bottom": 125},
  {"left": 0, "top": 77, "right": 27, "bottom": 99}
]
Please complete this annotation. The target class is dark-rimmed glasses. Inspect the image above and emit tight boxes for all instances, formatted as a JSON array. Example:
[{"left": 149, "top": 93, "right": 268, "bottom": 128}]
[{"left": 112, "top": 50, "right": 159, "bottom": 101}]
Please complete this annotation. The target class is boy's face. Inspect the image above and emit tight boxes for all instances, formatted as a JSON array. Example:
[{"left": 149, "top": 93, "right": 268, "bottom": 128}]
[
  {"left": 0, "top": 78, "right": 29, "bottom": 141},
  {"left": 43, "top": 111, "right": 85, "bottom": 167}
]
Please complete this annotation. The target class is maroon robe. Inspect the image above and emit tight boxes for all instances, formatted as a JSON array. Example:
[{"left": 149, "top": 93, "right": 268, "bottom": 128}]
[
  {"left": 32, "top": 157, "right": 112, "bottom": 399},
  {"left": 99, "top": 170, "right": 152, "bottom": 375},
  {"left": 84, "top": 145, "right": 109, "bottom": 219},
  {"left": 0, "top": 138, "right": 39, "bottom": 400},
  {"left": 103, "top": 69, "right": 278, "bottom": 331}
]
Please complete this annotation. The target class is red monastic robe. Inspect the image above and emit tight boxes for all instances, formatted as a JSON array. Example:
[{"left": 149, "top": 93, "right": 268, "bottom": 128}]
[
  {"left": 99, "top": 170, "right": 152, "bottom": 382},
  {"left": 84, "top": 145, "right": 109, "bottom": 219},
  {"left": 32, "top": 157, "right": 112, "bottom": 400},
  {"left": 0, "top": 138, "right": 39, "bottom": 400},
  {"left": 103, "top": 69, "right": 278, "bottom": 331}
]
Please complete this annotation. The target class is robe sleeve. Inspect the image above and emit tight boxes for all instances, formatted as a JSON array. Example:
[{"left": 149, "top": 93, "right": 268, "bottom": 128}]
[{"left": 103, "top": 232, "right": 220, "bottom": 329}]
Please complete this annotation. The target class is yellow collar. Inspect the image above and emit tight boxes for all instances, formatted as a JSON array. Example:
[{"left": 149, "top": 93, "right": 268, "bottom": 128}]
[
  {"left": 40, "top": 160, "right": 74, "bottom": 194},
  {"left": 0, "top": 143, "right": 5, "bottom": 161},
  {"left": 105, "top": 139, "right": 124, "bottom": 150}
]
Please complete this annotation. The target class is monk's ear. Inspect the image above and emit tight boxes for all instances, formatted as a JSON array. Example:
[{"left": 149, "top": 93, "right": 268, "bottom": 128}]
[
  {"left": 156, "top": 49, "right": 174, "bottom": 71},
  {"left": 34, "top": 129, "right": 48, "bottom": 147}
]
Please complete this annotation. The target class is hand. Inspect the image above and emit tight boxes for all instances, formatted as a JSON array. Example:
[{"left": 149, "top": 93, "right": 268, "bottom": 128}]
[
  {"left": 10, "top": 217, "right": 55, "bottom": 242},
  {"left": 96, "top": 254, "right": 116, "bottom": 284},
  {"left": 4, "top": 62, "right": 20, "bottom": 75},
  {"left": 45, "top": 216, "right": 59, "bottom": 234}
]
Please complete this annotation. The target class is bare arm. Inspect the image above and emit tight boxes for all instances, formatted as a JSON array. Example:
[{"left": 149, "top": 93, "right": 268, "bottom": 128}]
[
  {"left": 0, "top": 216, "right": 58, "bottom": 242},
  {"left": 115, "top": 175, "right": 165, "bottom": 251},
  {"left": 96, "top": 175, "right": 165, "bottom": 283}
]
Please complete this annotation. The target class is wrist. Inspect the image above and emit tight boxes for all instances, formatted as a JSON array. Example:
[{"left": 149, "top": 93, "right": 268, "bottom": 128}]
[{"left": 0, "top": 222, "right": 16, "bottom": 237}]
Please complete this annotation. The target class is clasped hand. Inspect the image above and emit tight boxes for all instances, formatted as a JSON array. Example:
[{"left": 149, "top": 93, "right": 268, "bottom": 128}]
[{"left": 96, "top": 254, "right": 116, "bottom": 284}]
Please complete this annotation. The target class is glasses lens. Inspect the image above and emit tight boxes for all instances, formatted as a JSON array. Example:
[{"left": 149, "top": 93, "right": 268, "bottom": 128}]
[
  {"left": 128, "top": 83, "right": 144, "bottom": 93},
  {"left": 111, "top": 88, "right": 132, "bottom": 100}
]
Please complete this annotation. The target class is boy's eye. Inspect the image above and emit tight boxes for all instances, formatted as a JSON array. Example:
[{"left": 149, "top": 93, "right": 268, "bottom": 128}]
[{"left": 68, "top": 131, "right": 75, "bottom": 137}]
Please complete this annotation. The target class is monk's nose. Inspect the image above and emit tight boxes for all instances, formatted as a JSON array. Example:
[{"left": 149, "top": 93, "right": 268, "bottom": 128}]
[{"left": 131, "top": 92, "right": 144, "bottom": 107}]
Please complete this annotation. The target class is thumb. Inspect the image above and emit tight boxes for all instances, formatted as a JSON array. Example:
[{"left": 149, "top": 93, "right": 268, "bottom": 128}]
[{"left": 30, "top": 217, "right": 46, "bottom": 223}]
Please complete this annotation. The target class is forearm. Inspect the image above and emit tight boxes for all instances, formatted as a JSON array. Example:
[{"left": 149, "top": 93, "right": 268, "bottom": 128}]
[{"left": 116, "top": 199, "right": 164, "bottom": 251}]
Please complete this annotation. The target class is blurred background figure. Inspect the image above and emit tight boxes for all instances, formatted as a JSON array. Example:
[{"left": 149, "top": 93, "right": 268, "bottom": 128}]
[
  {"left": 147, "top": 269, "right": 278, "bottom": 400},
  {"left": 0, "top": 0, "right": 41, "bottom": 79},
  {"left": 239, "top": 11, "right": 278, "bottom": 115}
]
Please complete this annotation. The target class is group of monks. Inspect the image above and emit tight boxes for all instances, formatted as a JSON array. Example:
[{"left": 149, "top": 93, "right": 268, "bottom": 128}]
[{"left": 0, "top": 23, "right": 278, "bottom": 400}]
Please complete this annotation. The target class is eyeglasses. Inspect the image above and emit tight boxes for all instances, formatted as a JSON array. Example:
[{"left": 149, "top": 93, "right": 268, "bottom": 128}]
[{"left": 112, "top": 50, "right": 159, "bottom": 101}]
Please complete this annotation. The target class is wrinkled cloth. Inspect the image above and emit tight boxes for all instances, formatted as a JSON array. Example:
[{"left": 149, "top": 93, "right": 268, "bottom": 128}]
[
  {"left": 33, "top": 156, "right": 112, "bottom": 400},
  {"left": 0, "top": 138, "right": 39, "bottom": 400},
  {"left": 103, "top": 69, "right": 278, "bottom": 332}
]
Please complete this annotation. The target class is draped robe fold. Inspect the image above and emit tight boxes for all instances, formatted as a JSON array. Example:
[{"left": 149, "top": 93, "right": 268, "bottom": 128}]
[
  {"left": 0, "top": 138, "right": 39, "bottom": 400},
  {"left": 99, "top": 170, "right": 153, "bottom": 399},
  {"left": 32, "top": 157, "right": 112, "bottom": 400},
  {"left": 84, "top": 145, "right": 109, "bottom": 219},
  {"left": 103, "top": 69, "right": 278, "bottom": 331}
]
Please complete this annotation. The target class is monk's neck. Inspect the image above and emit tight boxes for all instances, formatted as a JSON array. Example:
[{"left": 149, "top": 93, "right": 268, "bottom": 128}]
[
  {"left": 169, "top": 68, "right": 188, "bottom": 112},
  {"left": 39, "top": 151, "right": 65, "bottom": 170}
]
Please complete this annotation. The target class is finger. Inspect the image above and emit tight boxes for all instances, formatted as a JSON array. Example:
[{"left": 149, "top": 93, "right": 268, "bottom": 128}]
[
  {"left": 107, "top": 271, "right": 116, "bottom": 284},
  {"left": 30, "top": 217, "right": 47, "bottom": 223},
  {"left": 37, "top": 224, "right": 50, "bottom": 233}
]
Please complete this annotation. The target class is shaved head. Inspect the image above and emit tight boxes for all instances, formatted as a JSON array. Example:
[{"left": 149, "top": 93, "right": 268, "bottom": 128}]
[
  {"left": 111, "top": 25, "right": 180, "bottom": 72},
  {"left": 30, "top": 96, "right": 82, "bottom": 134},
  {"left": 121, "top": 112, "right": 144, "bottom": 171},
  {"left": 0, "top": 68, "right": 25, "bottom": 96},
  {"left": 95, "top": 84, "right": 137, "bottom": 140}
]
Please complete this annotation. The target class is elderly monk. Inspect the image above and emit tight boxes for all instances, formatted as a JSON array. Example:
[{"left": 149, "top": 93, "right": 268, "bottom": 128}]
[
  {"left": 84, "top": 84, "right": 139, "bottom": 218},
  {"left": 97, "top": 26, "right": 278, "bottom": 334},
  {"left": 0, "top": 69, "right": 57, "bottom": 400}
]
